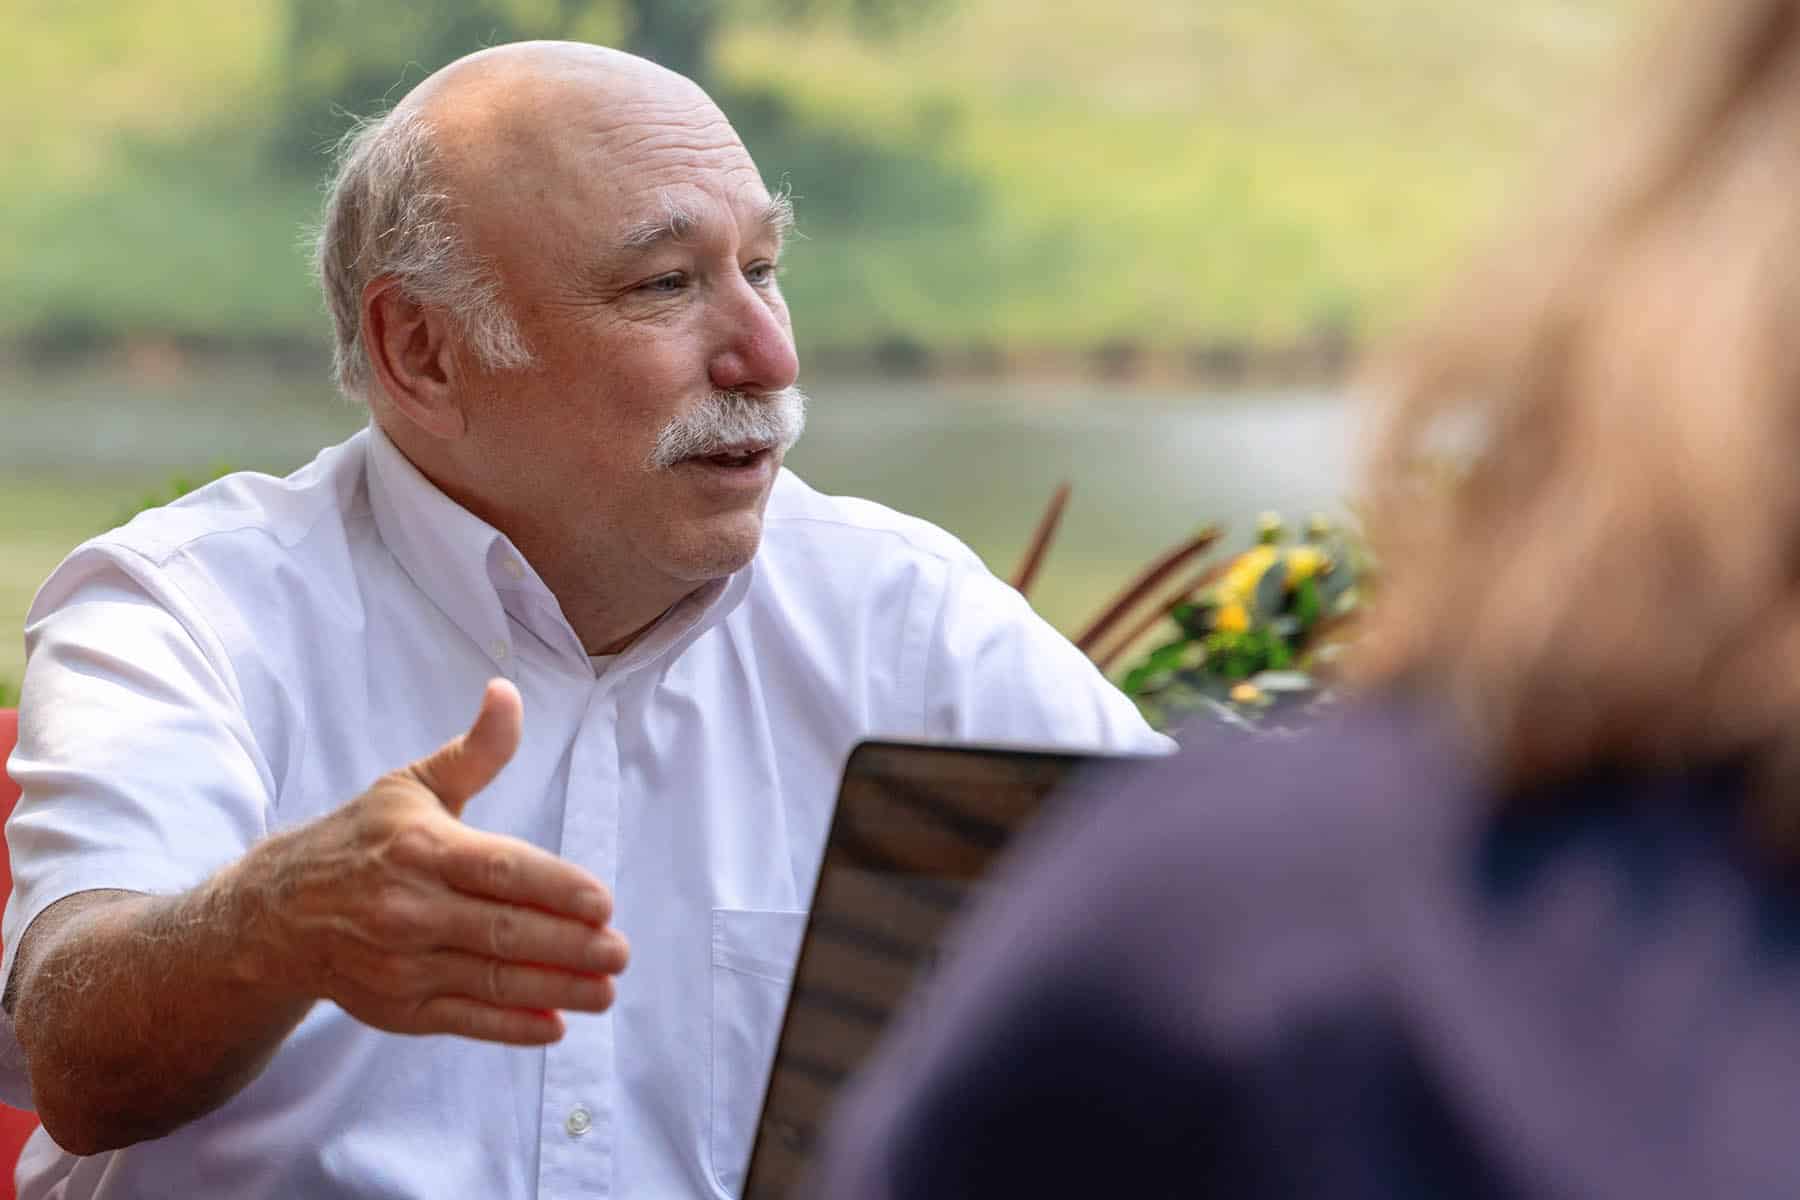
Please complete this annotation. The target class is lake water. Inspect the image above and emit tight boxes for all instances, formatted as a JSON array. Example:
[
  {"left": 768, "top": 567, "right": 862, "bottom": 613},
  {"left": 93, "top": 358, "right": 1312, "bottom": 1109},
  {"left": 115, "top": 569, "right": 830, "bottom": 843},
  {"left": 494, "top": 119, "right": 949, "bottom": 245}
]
[{"left": 0, "top": 364, "right": 1354, "bottom": 638}]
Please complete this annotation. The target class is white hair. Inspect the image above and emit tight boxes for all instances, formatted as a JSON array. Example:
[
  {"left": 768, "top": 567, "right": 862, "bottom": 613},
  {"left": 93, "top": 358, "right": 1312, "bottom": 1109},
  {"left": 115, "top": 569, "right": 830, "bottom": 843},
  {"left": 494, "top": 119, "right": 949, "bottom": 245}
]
[
  {"left": 311, "top": 109, "right": 534, "bottom": 404},
  {"left": 647, "top": 387, "right": 809, "bottom": 469}
]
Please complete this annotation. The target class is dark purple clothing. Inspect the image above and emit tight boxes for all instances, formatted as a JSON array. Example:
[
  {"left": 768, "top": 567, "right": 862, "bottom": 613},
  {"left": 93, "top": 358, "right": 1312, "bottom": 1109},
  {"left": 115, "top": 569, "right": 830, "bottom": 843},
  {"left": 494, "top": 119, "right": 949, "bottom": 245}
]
[{"left": 814, "top": 699, "right": 1800, "bottom": 1199}]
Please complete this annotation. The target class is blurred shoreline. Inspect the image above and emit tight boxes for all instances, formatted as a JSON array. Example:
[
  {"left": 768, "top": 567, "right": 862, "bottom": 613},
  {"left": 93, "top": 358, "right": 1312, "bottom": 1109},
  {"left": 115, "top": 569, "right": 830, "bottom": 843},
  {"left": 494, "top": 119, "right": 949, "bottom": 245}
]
[{"left": 0, "top": 329, "right": 1356, "bottom": 394}]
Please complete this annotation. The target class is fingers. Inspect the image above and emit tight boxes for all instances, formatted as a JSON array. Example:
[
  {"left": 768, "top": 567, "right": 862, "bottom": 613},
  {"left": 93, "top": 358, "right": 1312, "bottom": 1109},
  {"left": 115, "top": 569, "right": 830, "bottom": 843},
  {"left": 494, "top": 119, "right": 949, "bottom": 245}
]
[
  {"left": 431, "top": 951, "right": 619, "bottom": 1014},
  {"left": 409, "top": 679, "right": 524, "bottom": 817},
  {"left": 432, "top": 891, "right": 630, "bottom": 975},
  {"left": 437, "top": 831, "right": 614, "bottom": 926},
  {"left": 411, "top": 998, "right": 566, "bottom": 1046}
]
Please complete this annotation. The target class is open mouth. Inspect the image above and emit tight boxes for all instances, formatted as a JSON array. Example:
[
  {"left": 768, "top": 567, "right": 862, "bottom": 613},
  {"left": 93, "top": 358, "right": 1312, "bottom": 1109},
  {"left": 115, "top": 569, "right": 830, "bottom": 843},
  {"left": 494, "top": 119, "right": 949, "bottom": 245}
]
[{"left": 687, "top": 445, "right": 772, "bottom": 470}]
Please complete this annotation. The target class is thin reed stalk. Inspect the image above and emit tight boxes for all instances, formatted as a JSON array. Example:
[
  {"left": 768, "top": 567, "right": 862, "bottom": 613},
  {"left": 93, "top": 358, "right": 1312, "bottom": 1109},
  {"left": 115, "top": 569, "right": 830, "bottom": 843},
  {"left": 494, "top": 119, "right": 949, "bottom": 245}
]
[
  {"left": 1073, "top": 525, "right": 1223, "bottom": 655},
  {"left": 1009, "top": 483, "right": 1072, "bottom": 597},
  {"left": 1093, "top": 560, "right": 1230, "bottom": 672}
]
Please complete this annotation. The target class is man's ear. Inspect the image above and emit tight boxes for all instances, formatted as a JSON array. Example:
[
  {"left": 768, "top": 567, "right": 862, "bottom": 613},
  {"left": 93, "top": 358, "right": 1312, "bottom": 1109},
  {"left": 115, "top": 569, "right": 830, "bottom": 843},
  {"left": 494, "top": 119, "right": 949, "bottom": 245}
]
[{"left": 362, "top": 277, "right": 467, "bottom": 439}]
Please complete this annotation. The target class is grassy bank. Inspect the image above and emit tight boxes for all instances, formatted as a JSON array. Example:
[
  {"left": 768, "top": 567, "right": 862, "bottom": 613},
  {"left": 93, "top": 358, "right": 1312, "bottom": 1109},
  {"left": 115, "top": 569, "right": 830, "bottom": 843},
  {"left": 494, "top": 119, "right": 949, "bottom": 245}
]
[
  {"left": 0, "top": 477, "right": 153, "bottom": 690},
  {"left": 0, "top": 472, "right": 1157, "bottom": 691}
]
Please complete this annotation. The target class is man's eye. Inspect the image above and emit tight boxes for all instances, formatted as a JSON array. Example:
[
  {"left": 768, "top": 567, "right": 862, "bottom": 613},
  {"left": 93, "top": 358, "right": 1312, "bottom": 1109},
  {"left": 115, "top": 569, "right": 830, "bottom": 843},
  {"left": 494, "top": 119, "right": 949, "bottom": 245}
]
[
  {"left": 745, "top": 261, "right": 779, "bottom": 286},
  {"left": 641, "top": 273, "right": 688, "bottom": 294}
]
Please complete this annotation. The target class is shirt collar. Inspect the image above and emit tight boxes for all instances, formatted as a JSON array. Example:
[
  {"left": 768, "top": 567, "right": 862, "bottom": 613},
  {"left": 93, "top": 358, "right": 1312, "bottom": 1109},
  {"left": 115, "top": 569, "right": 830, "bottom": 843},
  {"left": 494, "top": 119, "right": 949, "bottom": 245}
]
[{"left": 361, "top": 423, "right": 751, "bottom": 678}]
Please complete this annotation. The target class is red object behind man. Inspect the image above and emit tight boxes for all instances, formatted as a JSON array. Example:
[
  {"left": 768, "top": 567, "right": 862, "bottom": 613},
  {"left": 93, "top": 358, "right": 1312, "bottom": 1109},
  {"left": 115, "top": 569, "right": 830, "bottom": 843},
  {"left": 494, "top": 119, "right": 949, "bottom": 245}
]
[{"left": 0, "top": 709, "right": 41, "bottom": 1198}]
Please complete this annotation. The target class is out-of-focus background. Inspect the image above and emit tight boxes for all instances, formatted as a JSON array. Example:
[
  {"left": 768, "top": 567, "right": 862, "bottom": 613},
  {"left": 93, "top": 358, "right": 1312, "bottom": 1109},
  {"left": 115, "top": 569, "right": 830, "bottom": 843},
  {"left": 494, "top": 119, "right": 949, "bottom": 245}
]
[{"left": 2, "top": 0, "right": 1649, "bottom": 687}]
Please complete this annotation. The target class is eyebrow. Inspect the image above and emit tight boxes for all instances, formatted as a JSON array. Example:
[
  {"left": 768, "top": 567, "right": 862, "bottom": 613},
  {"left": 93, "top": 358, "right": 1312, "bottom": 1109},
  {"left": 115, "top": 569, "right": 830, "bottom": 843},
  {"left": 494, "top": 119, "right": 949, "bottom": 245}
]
[
  {"left": 617, "top": 200, "right": 699, "bottom": 254},
  {"left": 760, "top": 188, "right": 796, "bottom": 244},
  {"left": 613, "top": 189, "right": 797, "bottom": 258}
]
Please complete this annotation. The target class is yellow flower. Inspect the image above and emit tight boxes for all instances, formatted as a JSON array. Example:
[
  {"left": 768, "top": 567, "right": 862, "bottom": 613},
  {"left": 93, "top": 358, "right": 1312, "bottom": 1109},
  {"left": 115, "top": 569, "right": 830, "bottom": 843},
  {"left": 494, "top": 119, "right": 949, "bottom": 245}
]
[
  {"left": 1285, "top": 546, "right": 1331, "bottom": 587},
  {"left": 1215, "top": 601, "right": 1250, "bottom": 634},
  {"left": 1229, "top": 681, "right": 1264, "bottom": 704},
  {"left": 1219, "top": 545, "right": 1280, "bottom": 604}
]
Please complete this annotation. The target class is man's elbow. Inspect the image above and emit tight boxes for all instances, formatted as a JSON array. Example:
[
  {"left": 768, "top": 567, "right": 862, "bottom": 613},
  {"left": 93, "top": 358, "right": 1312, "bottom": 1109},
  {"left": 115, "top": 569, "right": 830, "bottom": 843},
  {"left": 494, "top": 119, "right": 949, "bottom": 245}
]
[
  {"left": 19, "top": 1030, "right": 161, "bottom": 1156},
  {"left": 32, "top": 1098, "right": 114, "bottom": 1159},
  {"left": 15, "top": 996, "right": 175, "bottom": 1156},
  {"left": 25, "top": 1049, "right": 206, "bottom": 1157}
]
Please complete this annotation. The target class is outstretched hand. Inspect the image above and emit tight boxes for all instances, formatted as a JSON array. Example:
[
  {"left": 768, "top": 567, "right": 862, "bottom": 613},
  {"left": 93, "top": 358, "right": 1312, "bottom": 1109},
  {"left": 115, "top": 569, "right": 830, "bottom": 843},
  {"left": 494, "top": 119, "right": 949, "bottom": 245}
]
[{"left": 242, "top": 679, "right": 627, "bottom": 1045}]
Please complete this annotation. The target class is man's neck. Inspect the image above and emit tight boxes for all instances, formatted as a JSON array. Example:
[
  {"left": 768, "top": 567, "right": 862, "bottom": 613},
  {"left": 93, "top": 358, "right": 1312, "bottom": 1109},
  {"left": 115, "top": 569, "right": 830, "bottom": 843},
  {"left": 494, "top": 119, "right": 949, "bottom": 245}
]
[
  {"left": 541, "top": 563, "right": 694, "bottom": 656},
  {"left": 378, "top": 418, "right": 696, "bottom": 656},
  {"left": 478, "top": 510, "right": 701, "bottom": 656}
]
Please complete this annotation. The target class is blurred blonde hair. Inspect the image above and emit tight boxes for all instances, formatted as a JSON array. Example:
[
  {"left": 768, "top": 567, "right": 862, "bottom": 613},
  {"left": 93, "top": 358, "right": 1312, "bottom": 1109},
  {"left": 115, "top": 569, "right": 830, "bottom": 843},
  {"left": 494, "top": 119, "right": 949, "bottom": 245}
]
[{"left": 1354, "top": 0, "right": 1800, "bottom": 824}]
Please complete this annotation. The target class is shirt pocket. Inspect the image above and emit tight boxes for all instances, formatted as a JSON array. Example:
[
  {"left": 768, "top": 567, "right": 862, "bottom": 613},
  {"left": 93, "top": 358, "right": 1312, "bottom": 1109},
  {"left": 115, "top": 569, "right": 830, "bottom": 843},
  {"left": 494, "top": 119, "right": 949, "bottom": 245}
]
[{"left": 709, "top": 907, "right": 808, "bottom": 1198}]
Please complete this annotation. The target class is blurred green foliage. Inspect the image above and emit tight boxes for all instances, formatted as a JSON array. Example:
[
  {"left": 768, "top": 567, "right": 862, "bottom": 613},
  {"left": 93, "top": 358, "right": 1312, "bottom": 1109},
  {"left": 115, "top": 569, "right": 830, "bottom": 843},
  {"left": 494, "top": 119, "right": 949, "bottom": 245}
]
[
  {"left": 3, "top": 0, "right": 1645, "bottom": 353},
  {"left": 268, "top": 0, "right": 948, "bottom": 169},
  {"left": 0, "top": 467, "right": 242, "bottom": 708}
]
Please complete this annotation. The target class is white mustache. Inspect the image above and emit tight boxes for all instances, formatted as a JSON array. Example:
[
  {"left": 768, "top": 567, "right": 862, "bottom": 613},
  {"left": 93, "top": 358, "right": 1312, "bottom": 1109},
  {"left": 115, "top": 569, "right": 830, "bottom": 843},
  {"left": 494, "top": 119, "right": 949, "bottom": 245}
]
[{"left": 646, "top": 386, "right": 809, "bottom": 470}]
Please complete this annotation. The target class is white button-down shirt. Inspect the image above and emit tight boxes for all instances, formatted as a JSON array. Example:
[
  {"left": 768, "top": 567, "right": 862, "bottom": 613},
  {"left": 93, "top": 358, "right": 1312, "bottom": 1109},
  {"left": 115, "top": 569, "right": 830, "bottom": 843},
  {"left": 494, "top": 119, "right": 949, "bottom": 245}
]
[{"left": 0, "top": 425, "right": 1163, "bottom": 1199}]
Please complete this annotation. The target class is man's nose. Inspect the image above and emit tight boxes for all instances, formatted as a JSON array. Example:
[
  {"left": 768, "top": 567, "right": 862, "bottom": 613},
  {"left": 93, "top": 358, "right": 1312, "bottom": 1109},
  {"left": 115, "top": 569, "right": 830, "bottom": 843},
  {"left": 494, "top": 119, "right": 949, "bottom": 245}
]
[{"left": 708, "top": 284, "right": 800, "bottom": 395}]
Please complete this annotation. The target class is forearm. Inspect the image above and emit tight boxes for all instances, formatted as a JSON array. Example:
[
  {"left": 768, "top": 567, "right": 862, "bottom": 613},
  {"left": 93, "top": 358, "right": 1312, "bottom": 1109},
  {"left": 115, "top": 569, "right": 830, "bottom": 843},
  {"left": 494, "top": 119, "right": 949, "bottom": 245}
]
[
  {"left": 11, "top": 864, "right": 313, "bottom": 1155},
  {"left": 7, "top": 681, "right": 625, "bottom": 1155}
]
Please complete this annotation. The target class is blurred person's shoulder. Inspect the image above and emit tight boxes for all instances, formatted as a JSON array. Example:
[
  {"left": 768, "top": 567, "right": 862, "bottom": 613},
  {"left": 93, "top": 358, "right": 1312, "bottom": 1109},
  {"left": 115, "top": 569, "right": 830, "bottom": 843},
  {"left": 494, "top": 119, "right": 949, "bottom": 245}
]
[
  {"left": 1026, "top": 696, "right": 1481, "bottom": 1002},
  {"left": 1071, "top": 694, "right": 1477, "bottom": 879}
]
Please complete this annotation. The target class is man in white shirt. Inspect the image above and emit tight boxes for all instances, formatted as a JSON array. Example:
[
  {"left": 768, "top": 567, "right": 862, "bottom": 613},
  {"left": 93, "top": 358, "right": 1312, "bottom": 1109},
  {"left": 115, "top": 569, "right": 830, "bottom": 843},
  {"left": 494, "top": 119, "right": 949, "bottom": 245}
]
[{"left": 0, "top": 41, "right": 1163, "bottom": 1199}]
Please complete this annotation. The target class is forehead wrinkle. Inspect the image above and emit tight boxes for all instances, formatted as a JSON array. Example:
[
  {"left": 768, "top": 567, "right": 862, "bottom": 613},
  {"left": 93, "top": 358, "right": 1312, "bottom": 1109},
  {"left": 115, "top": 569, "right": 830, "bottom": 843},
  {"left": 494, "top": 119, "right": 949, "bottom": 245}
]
[
  {"left": 587, "top": 94, "right": 730, "bottom": 135},
  {"left": 429, "top": 76, "right": 744, "bottom": 201}
]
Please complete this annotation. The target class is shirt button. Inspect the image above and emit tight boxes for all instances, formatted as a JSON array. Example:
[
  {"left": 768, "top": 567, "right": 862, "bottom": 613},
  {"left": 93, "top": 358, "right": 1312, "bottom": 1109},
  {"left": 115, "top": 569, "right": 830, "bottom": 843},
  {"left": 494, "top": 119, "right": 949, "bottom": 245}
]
[
  {"left": 565, "top": 1105, "right": 592, "bottom": 1137},
  {"left": 490, "top": 641, "right": 509, "bottom": 662},
  {"left": 502, "top": 557, "right": 524, "bottom": 580}
]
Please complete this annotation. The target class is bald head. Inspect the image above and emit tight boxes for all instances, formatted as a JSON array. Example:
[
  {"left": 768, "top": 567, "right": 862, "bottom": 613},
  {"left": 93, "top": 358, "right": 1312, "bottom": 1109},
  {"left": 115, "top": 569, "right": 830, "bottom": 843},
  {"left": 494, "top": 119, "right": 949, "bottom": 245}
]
[
  {"left": 399, "top": 43, "right": 714, "bottom": 186},
  {"left": 400, "top": 41, "right": 701, "bottom": 124},
  {"left": 313, "top": 41, "right": 773, "bottom": 404},
  {"left": 404, "top": 43, "right": 755, "bottom": 275}
]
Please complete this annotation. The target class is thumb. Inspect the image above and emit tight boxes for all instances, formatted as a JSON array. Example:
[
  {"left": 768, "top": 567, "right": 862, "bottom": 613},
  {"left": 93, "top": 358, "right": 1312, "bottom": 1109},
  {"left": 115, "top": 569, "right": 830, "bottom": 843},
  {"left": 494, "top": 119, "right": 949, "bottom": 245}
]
[{"left": 409, "top": 678, "right": 523, "bottom": 817}]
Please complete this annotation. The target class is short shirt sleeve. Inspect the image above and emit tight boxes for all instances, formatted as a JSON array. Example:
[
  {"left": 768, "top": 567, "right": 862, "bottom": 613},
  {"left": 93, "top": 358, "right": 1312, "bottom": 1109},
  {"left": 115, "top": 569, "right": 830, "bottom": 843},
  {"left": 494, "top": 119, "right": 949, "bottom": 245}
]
[
  {"left": 0, "top": 543, "right": 275, "bottom": 1009},
  {"left": 922, "top": 559, "right": 1173, "bottom": 755}
]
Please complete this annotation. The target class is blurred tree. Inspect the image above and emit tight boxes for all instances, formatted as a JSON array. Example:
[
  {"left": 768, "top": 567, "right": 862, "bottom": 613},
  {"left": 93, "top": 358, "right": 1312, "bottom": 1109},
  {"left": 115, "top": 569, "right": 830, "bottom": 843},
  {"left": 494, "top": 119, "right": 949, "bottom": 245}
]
[
  {"left": 265, "top": 0, "right": 982, "bottom": 327},
  {"left": 624, "top": 0, "right": 718, "bottom": 84},
  {"left": 270, "top": 0, "right": 604, "bottom": 169},
  {"left": 626, "top": 0, "right": 945, "bottom": 85},
  {"left": 271, "top": 0, "right": 948, "bottom": 168}
]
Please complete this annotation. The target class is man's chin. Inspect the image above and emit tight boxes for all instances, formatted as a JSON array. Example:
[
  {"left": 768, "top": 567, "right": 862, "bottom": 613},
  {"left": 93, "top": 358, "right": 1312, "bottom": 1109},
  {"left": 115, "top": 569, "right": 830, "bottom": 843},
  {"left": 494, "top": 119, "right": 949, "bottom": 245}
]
[{"left": 660, "top": 513, "right": 767, "bottom": 583}]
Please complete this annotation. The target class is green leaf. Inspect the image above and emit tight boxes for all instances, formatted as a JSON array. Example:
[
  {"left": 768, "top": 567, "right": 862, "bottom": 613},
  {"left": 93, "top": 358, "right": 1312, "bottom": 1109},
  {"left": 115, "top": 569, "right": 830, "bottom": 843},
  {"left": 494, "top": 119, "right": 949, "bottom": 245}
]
[
  {"left": 1144, "top": 640, "right": 1189, "bottom": 673},
  {"left": 1175, "top": 600, "right": 1216, "bottom": 639},
  {"left": 1295, "top": 576, "right": 1322, "bottom": 628}
]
